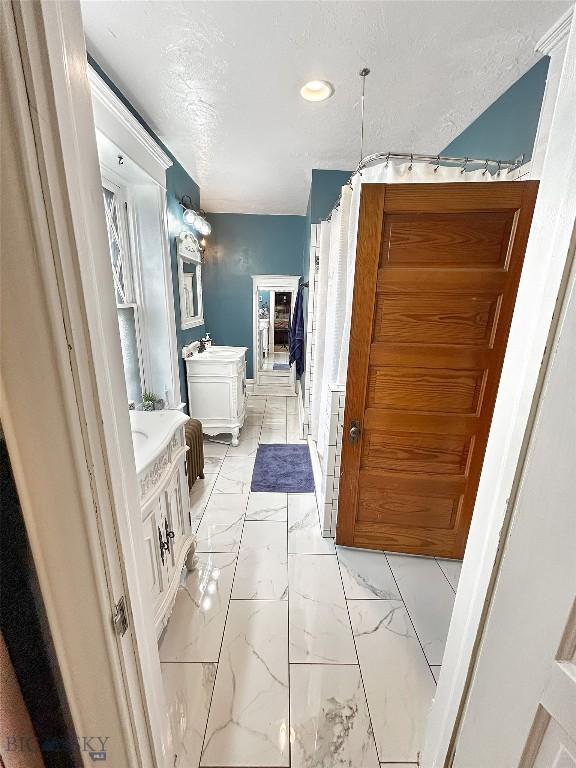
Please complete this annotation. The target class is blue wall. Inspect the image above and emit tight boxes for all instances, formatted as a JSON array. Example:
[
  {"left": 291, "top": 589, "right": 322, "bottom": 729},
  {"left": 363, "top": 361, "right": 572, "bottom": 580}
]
[
  {"left": 88, "top": 56, "right": 205, "bottom": 407},
  {"left": 302, "top": 168, "right": 352, "bottom": 284},
  {"left": 442, "top": 56, "right": 549, "bottom": 163},
  {"left": 309, "top": 169, "right": 352, "bottom": 223},
  {"left": 202, "top": 214, "right": 306, "bottom": 378}
]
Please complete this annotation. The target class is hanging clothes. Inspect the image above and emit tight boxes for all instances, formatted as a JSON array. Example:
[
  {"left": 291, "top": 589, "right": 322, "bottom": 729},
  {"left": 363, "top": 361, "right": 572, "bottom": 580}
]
[{"left": 289, "top": 284, "right": 305, "bottom": 377}]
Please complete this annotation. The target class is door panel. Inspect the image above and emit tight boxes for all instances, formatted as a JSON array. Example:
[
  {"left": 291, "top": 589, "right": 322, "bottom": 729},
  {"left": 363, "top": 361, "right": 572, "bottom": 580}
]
[
  {"left": 381, "top": 211, "right": 515, "bottom": 267},
  {"left": 366, "top": 366, "right": 485, "bottom": 413},
  {"left": 337, "top": 182, "right": 538, "bottom": 558},
  {"left": 373, "top": 292, "right": 501, "bottom": 346}
]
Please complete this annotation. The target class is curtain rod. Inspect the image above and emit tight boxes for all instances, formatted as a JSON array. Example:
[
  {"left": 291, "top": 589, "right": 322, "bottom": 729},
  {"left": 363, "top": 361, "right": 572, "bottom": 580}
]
[{"left": 325, "top": 150, "right": 525, "bottom": 221}]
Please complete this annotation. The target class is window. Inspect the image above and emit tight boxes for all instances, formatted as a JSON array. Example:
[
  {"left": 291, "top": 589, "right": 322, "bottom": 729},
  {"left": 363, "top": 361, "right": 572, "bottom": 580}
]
[{"left": 102, "top": 182, "right": 145, "bottom": 404}]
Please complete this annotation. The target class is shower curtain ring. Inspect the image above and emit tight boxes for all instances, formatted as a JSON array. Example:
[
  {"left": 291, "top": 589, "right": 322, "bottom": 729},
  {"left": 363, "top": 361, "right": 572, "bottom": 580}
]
[
  {"left": 408, "top": 153, "right": 413, "bottom": 171},
  {"left": 434, "top": 155, "right": 440, "bottom": 173},
  {"left": 482, "top": 159, "right": 489, "bottom": 176},
  {"left": 496, "top": 160, "right": 502, "bottom": 177},
  {"left": 385, "top": 152, "right": 390, "bottom": 167},
  {"left": 461, "top": 157, "right": 469, "bottom": 174}
]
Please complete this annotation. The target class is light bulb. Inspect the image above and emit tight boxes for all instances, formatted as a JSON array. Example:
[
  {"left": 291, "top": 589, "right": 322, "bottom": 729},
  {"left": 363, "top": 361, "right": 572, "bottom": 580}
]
[
  {"left": 200, "top": 219, "right": 211, "bottom": 236},
  {"left": 183, "top": 208, "right": 196, "bottom": 226},
  {"left": 300, "top": 80, "right": 334, "bottom": 102}
]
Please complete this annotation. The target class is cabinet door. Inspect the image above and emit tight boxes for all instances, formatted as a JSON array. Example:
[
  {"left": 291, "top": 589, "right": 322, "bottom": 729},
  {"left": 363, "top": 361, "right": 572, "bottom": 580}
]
[
  {"left": 142, "top": 508, "right": 163, "bottom": 604},
  {"left": 236, "top": 360, "right": 246, "bottom": 418},
  {"left": 179, "top": 460, "right": 192, "bottom": 534},
  {"left": 165, "top": 468, "right": 185, "bottom": 566},
  {"left": 156, "top": 494, "right": 171, "bottom": 589}
]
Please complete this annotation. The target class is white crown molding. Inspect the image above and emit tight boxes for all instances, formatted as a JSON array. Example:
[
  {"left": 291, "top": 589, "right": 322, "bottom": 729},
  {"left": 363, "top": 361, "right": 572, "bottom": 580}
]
[
  {"left": 88, "top": 66, "right": 172, "bottom": 173},
  {"left": 536, "top": 7, "right": 573, "bottom": 55}
]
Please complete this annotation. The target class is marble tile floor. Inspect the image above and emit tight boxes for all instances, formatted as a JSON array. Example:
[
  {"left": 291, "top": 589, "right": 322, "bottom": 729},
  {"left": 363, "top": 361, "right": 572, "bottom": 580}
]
[{"left": 160, "top": 394, "right": 463, "bottom": 768}]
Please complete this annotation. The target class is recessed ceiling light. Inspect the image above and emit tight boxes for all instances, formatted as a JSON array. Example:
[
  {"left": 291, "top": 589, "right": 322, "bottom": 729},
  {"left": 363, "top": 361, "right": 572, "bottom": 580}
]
[{"left": 300, "top": 80, "right": 334, "bottom": 102}]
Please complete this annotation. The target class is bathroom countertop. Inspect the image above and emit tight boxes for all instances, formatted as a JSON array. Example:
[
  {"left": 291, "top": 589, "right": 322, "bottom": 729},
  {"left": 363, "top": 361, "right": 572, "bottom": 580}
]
[
  {"left": 129, "top": 410, "right": 189, "bottom": 475},
  {"left": 183, "top": 344, "right": 248, "bottom": 363}
]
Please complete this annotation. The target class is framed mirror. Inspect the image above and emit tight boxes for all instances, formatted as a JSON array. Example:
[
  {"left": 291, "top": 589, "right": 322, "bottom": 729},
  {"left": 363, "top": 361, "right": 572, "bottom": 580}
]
[
  {"left": 252, "top": 274, "right": 300, "bottom": 395},
  {"left": 178, "top": 232, "right": 204, "bottom": 329}
]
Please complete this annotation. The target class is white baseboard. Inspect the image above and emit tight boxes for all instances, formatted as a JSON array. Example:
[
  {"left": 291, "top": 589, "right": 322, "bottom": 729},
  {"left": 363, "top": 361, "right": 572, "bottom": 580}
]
[
  {"left": 307, "top": 434, "right": 325, "bottom": 528},
  {"left": 246, "top": 378, "right": 254, "bottom": 394},
  {"left": 297, "top": 381, "right": 306, "bottom": 439}
]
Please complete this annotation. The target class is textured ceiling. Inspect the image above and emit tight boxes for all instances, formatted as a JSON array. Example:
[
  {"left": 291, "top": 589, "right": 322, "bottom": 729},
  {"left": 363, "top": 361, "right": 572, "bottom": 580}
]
[{"left": 81, "top": 1, "right": 568, "bottom": 215}]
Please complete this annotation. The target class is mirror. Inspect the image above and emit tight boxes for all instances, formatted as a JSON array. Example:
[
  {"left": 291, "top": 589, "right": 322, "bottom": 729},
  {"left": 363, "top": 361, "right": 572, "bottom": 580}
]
[
  {"left": 252, "top": 275, "right": 300, "bottom": 394},
  {"left": 178, "top": 232, "right": 204, "bottom": 329}
]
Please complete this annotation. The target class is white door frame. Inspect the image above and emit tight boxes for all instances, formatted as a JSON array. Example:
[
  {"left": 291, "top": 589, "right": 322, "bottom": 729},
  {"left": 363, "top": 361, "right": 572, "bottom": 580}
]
[
  {"left": 4, "top": 2, "right": 574, "bottom": 767},
  {"left": 252, "top": 274, "right": 300, "bottom": 395},
  {"left": 1, "top": 2, "right": 172, "bottom": 766},
  {"left": 269, "top": 289, "right": 276, "bottom": 355},
  {"left": 423, "top": 10, "right": 576, "bottom": 766}
]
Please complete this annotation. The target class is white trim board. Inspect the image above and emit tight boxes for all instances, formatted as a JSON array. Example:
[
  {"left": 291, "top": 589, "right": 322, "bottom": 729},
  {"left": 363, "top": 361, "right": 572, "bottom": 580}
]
[
  {"left": 536, "top": 6, "right": 573, "bottom": 54},
  {"left": 89, "top": 65, "right": 171, "bottom": 187},
  {"left": 2, "top": 3, "right": 174, "bottom": 765},
  {"left": 424, "top": 11, "right": 576, "bottom": 766},
  {"left": 91, "top": 62, "right": 181, "bottom": 408},
  {"left": 297, "top": 380, "right": 307, "bottom": 440},
  {"left": 531, "top": 7, "right": 573, "bottom": 179}
]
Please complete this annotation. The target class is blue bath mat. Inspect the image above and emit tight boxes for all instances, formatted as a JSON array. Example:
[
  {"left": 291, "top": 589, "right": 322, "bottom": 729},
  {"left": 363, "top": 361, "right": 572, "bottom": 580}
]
[
  {"left": 273, "top": 363, "right": 290, "bottom": 371},
  {"left": 251, "top": 444, "right": 315, "bottom": 493}
]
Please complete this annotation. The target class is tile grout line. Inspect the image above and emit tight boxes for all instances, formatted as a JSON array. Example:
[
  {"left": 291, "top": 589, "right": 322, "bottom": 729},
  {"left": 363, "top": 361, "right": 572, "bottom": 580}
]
[
  {"left": 196, "top": 514, "right": 243, "bottom": 768},
  {"left": 195, "top": 397, "right": 264, "bottom": 768},
  {"left": 434, "top": 558, "right": 458, "bottom": 594},
  {"left": 198, "top": 398, "right": 292, "bottom": 768},
  {"left": 334, "top": 545, "right": 381, "bottom": 764},
  {"left": 384, "top": 553, "right": 438, "bottom": 687},
  {"left": 191, "top": 429, "right": 228, "bottom": 534}
]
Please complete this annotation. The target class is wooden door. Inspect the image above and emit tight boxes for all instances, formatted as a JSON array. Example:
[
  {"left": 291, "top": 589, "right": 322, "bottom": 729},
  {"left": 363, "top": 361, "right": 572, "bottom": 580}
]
[{"left": 337, "top": 182, "right": 538, "bottom": 559}]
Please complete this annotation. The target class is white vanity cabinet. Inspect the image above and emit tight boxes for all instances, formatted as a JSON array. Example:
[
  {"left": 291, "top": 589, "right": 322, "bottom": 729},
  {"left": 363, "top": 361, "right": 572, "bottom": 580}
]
[
  {"left": 183, "top": 344, "right": 248, "bottom": 445},
  {"left": 130, "top": 410, "right": 194, "bottom": 638}
]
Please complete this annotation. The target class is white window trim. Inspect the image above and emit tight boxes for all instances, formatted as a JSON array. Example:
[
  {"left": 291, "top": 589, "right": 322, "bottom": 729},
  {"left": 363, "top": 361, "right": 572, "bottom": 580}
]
[
  {"left": 101, "top": 175, "right": 149, "bottom": 398},
  {"left": 89, "top": 63, "right": 182, "bottom": 408}
]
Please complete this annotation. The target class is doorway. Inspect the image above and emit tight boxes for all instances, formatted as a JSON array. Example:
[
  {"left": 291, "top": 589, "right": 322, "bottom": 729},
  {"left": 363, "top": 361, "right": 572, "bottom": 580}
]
[
  {"left": 337, "top": 181, "right": 538, "bottom": 558},
  {"left": 252, "top": 274, "right": 300, "bottom": 395}
]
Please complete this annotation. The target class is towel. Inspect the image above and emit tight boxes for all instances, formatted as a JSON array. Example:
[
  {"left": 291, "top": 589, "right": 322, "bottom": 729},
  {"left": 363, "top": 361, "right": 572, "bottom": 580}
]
[{"left": 289, "top": 284, "right": 305, "bottom": 377}]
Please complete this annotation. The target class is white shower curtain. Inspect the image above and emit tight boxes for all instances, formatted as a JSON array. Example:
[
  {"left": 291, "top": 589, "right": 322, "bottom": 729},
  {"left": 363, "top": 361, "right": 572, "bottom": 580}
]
[
  {"left": 312, "top": 160, "right": 503, "bottom": 463},
  {"left": 316, "top": 185, "right": 353, "bottom": 459},
  {"left": 309, "top": 221, "right": 332, "bottom": 442}
]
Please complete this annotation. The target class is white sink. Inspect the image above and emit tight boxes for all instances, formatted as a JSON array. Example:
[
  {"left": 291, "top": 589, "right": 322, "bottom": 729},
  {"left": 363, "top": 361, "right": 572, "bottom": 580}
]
[
  {"left": 131, "top": 429, "right": 148, "bottom": 449},
  {"left": 189, "top": 345, "right": 246, "bottom": 361},
  {"left": 129, "top": 410, "right": 189, "bottom": 473}
]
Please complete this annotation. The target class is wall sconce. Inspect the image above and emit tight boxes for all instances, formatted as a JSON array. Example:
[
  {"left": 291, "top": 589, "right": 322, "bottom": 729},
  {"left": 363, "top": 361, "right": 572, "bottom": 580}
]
[{"left": 180, "top": 195, "right": 212, "bottom": 236}]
